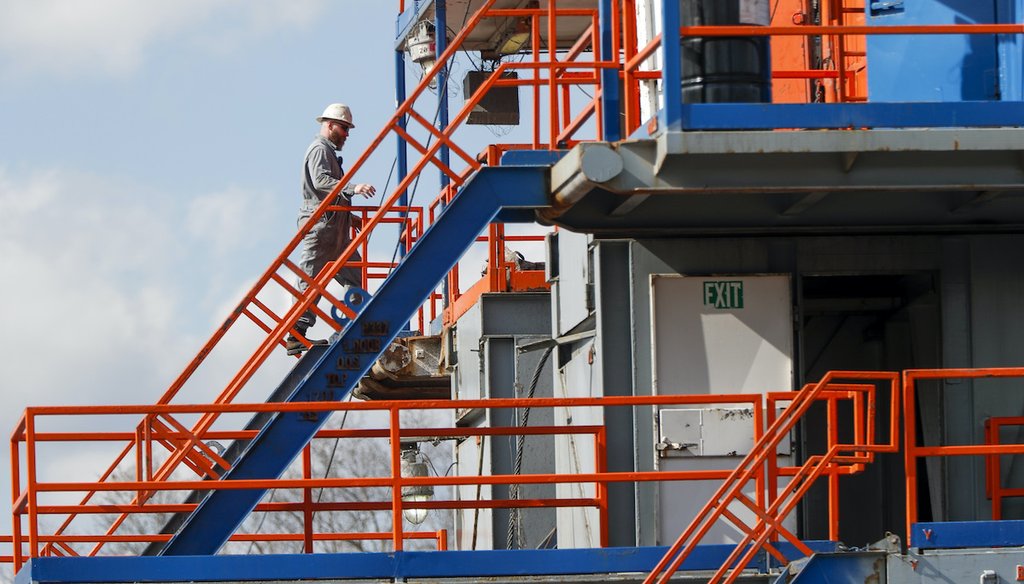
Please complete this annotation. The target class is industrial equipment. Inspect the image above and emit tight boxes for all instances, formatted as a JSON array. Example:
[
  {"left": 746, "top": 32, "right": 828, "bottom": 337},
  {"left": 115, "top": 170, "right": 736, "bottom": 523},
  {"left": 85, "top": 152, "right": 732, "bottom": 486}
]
[{"left": 8, "top": 1, "right": 1024, "bottom": 583}]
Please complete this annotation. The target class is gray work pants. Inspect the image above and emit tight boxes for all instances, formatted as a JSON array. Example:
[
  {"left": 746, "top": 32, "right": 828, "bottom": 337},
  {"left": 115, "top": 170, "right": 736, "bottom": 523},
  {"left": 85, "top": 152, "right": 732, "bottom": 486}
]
[{"left": 295, "top": 212, "right": 362, "bottom": 333}]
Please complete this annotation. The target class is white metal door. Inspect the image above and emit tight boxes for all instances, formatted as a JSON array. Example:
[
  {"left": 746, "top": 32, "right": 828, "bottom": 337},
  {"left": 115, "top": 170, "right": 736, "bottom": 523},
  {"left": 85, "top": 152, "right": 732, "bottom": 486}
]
[{"left": 651, "top": 274, "right": 794, "bottom": 545}]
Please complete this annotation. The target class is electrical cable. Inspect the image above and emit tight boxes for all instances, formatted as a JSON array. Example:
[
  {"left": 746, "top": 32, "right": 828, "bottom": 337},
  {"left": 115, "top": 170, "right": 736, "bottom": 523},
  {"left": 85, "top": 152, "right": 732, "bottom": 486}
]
[
  {"left": 300, "top": 395, "right": 356, "bottom": 553},
  {"left": 243, "top": 489, "right": 277, "bottom": 555},
  {"left": 505, "top": 345, "right": 554, "bottom": 549},
  {"left": 244, "top": 395, "right": 355, "bottom": 555},
  {"left": 387, "top": 74, "right": 448, "bottom": 277}
]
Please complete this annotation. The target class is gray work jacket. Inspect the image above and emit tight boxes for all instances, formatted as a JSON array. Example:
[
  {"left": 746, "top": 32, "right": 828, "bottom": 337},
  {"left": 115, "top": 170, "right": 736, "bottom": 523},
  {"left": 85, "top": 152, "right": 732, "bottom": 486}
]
[{"left": 300, "top": 134, "right": 356, "bottom": 223}]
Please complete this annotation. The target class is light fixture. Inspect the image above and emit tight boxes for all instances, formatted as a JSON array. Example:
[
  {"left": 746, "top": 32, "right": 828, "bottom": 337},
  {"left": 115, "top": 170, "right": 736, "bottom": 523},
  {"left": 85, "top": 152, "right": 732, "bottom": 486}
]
[
  {"left": 400, "top": 443, "right": 434, "bottom": 525},
  {"left": 407, "top": 21, "right": 438, "bottom": 90},
  {"left": 497, "top": 17, "right": 531, "bottom": 55}
]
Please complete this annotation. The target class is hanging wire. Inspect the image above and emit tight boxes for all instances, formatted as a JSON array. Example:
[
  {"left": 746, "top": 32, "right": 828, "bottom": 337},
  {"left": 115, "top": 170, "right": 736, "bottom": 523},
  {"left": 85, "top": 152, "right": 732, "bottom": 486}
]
[{"left": 506, "top": 345, "right": 554, "bottom": 549}]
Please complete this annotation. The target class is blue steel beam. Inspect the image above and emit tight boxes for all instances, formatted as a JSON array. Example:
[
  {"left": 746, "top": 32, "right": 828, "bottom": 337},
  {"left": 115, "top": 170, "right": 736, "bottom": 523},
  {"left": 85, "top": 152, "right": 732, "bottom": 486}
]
[
  {"left": 910, "top": 520, "right": 1024, "bottom": 549},
  {"left": 635, "top": 102, "right": 1024, "bottom": 134},
  {"left": 19, "top": 542, "right": 839, "bottom": 583},
  {"left": 435, "top": 0, "right": 452, "bottom": 307},
  {"left": 598, "top": 0, "right": 621, "bottom": 141},
  {"left": 658, "top": 0, "right": 683, "bottom": 131},
  {"left": 158, "top": 166, "right": 549, "bottom": 556}
]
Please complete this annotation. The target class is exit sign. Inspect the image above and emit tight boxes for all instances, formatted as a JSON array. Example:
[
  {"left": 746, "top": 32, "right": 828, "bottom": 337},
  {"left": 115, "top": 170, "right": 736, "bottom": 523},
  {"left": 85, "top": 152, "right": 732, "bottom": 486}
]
[{"left": 703, "top": 281, "right": 744, "bottom": 309}]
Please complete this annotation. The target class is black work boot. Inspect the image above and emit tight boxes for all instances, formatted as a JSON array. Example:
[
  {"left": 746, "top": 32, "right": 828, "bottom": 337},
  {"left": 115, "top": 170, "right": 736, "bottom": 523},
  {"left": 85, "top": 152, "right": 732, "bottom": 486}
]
[{"left": 285, "top": 332, "right": 328, "bottom": 356}]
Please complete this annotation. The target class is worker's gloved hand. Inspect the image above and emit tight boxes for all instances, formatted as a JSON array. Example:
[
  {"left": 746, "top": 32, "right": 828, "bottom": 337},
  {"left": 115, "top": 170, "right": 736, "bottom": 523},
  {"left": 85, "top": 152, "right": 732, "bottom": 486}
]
[{"left": 351, "top": 183, "right": 376, "bottom": 197}]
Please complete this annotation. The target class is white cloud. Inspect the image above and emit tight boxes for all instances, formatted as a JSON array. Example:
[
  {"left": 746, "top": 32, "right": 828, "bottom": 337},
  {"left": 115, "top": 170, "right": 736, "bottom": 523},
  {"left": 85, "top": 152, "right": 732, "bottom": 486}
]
[
  {"left": 0, "top": 0, "right": 328, "bottom": 79},
  {"left": 0, "top": 165, "right": 312, "bottom": 545},
  {"left": 187, "top": 186, "right": 276, "bottom": 256},
  {"left": 0, "top": 167, "right": 185, "bottom": 406}
]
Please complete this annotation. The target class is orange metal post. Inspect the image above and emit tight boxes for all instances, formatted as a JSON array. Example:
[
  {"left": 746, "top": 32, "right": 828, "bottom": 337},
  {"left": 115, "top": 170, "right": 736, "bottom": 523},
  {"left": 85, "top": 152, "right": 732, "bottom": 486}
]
[
  {"left": 389, "top": 406, "right": 404, "bottom": 551},
  {"left": 11, "top": 424, "right": 23, "bottom": 570},
  {"left": 621, "top": 0, "right": 639, "bottom": 133},
  {"left": 24, "top": 412, "right": 38, "bottom": 560},
  {"left": 436, "top": 529, "right": 448, "bottom": 551},
  {"left": 302, "top": 445, "right": 314, "bottom": 553},
  {"left": 596, "top": 426, "right": 609, "bottom": 547},
  {"left": 548, "top": 0, "right": 560, "bottom": 147},
  {"left": 827, "top": 396, "right": 840, "bottom": 541},
  {"left": 532, "top": 15, "right": 542, "bottom": 148}
]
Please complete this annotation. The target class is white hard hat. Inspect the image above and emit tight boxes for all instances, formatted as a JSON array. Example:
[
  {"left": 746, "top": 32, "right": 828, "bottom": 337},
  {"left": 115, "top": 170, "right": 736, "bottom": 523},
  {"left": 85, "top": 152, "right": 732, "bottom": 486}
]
[{"left": 316, "top": 103, "right": 355, "bottom": 127}]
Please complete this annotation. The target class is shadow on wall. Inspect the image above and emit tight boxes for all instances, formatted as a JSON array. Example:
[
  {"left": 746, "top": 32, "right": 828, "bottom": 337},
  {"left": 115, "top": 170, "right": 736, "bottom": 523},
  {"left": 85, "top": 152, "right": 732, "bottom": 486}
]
[{"left": 958, "top": 16, "right": 1000, "bottom": 100}]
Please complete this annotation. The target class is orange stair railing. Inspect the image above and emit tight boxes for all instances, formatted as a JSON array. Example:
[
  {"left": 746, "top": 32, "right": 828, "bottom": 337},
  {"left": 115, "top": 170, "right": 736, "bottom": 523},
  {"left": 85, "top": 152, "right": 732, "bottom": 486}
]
[
  {"left": 645, "top": 371, "right": 900, "bottom": 584},
  {"left": 31, "top": 0, "right": 616, "bottom": 558}
]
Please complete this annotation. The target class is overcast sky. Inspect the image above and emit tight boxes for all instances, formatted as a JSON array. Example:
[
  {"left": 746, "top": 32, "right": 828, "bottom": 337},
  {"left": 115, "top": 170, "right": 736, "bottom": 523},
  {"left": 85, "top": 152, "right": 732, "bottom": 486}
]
[{"left": 0, "top": 1, "right": 555, "bottom": 558}]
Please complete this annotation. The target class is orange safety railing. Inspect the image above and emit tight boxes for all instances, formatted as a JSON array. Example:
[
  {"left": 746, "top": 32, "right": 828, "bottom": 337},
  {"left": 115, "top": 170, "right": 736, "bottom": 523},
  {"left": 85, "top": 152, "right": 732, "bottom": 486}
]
[
  {"left": 34, "top": 0, "right": 619, "bottom": 555},
  {"left": 11, "top": 367, "right": 1024, "bottom": 574},
  {"left": 647, "top": 371, "right": 900, "bottom": 584},
  {"left": 904, "top": 368, "right": 1024, "bottom": 537},
  {"left": 10, "top": 392, "right": 841, "bottom": 569},
  {"left": 441, "top": 145, "right": 550, "bottom": 325},
  {"left": 985, "top": 416, "right": 1024, "bottom": 520},
  {"left": 620, "top": 17, "right": 1024, "bottom": 136}
]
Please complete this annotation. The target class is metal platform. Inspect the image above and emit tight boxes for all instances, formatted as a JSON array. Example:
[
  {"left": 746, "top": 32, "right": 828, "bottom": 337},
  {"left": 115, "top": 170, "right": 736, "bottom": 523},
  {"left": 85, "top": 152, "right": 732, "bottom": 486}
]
[{"left": 541, "top": 127, "right": 1024, "bottom": 235}]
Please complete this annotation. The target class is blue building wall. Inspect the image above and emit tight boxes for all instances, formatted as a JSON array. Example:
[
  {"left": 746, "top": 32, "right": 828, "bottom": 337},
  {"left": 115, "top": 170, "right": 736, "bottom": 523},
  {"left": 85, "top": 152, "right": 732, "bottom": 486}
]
[
  {"left": 866, "top": 0, "right": 1022, "bottom": 102},
  {"left": 996, "top": 0, "right": 1023, "bottom": 101}
]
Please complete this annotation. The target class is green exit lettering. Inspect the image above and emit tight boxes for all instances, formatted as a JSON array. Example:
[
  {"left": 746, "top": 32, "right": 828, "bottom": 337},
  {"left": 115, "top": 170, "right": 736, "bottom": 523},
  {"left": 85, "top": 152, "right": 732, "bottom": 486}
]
[{"left": 703, "top": 281, "right": 744, "bottom": 309}]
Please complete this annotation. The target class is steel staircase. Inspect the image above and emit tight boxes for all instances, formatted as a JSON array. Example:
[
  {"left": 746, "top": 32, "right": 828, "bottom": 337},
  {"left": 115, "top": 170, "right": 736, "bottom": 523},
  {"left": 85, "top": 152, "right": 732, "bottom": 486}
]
[
  {"left": 157, "top": 164, "right": 549, "bottom": 555},
  {"left": 35, "top": 0, "right": 604, "bottom": 558}
]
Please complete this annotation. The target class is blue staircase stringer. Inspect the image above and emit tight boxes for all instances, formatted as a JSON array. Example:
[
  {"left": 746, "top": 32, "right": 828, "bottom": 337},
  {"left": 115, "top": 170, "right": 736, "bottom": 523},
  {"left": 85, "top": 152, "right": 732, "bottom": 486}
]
[{"left": 158, "top": 165, "right": 550, "bottom": 556}]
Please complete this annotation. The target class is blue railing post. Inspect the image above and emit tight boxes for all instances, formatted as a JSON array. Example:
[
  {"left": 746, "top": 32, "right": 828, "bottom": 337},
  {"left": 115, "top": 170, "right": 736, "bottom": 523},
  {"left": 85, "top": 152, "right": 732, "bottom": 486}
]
[
  {"left": 660, "top": 0, "right": 683, "bottom": 131},
  {"left": 435, "top": 0, "right": 451, "bottom": 306},
  {"left": 395, "top": 45, "right": 410, "bottom": 258},
  {"left": 599, "top": 0, "right": 622, "bottom": 141}
]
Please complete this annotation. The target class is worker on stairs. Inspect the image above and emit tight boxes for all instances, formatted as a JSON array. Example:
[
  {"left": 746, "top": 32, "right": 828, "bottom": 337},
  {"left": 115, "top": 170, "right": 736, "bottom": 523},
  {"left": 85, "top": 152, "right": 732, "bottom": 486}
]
[{"left": 286, "top": 103, "right": 377, "bottom": 355}]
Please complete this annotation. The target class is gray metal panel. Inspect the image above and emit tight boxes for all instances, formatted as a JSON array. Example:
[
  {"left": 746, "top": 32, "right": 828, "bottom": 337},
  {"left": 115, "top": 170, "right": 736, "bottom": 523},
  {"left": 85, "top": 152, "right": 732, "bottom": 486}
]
[
  {"left": 452, "top": 292, "right": 556, "bottom": 550},
  {"left": 555, "top": 230, "right": 592, "bottom": 336},
  {"left": 888, "top": 548, "right": 1024, "bottom": 583},
  {"left": 481, "top": 292, "right": 551, "bottom": 336},
  {"left": 453, "top": 299, "right": 485, "bottom": 401},
  {"left": 593, "top": 241, "right": 639, "bottom": 547},
  {"left": 941, "top": 238, "right": 976, "bottom": 522},
  {"left": 969, "top": 236, "right": 1024, "bottom": 520},
  {"left": 485, "top": 335, "right": 517, "bottom": 549},
  {"left": 554, "top": 337, "right": 602, "bottom": 549}
]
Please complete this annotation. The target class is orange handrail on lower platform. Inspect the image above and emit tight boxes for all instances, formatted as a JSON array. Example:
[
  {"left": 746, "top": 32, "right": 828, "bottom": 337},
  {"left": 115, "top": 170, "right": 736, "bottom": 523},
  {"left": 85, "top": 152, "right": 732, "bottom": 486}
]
[
  {"left": 904, "top": 368, "right": 1024, "bottom": 539},
  {"left": 12, "top": 393, "right": 781, "bottom": 568},
  {"left": 985, "top": 416, "right": 1024, "bottom": 520}
]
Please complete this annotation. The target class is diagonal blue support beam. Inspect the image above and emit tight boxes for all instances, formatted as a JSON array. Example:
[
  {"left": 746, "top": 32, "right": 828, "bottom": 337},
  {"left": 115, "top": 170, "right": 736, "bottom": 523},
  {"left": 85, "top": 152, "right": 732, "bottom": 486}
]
[{"left": 159, "top": 166, "right": 549, "bottom": 556}]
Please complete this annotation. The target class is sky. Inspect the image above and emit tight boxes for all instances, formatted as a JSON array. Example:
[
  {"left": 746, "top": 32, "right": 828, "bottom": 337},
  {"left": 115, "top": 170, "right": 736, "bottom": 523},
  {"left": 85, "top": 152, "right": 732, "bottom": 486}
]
[{"left": 0, "top": 0, "right": 550, "bottom": 563}]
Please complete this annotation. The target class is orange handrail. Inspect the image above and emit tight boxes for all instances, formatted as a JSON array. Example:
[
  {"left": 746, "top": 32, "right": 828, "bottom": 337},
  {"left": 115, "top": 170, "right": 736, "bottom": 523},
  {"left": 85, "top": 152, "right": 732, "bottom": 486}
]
[
  {"left": 904, "top": 368, "right": 1024, "bottom": 538},
  {"left": 13, "top": 393, "right": 779, "bottom": 566},
  {"left": 647, "top": 371, "right": 899, "bottom": 584},
  {"left": 985, "top": 416, "right": 1024, "bottom": 520}
]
